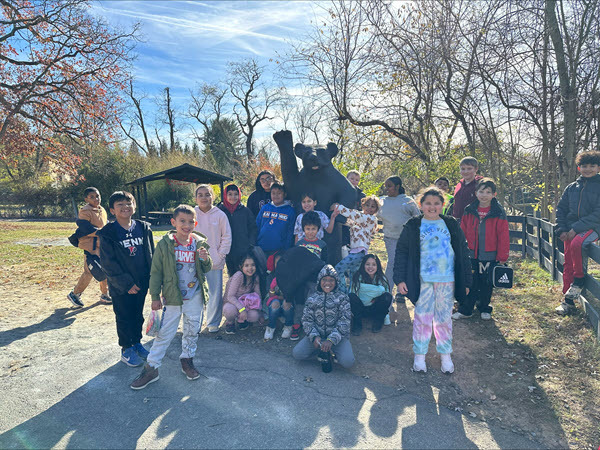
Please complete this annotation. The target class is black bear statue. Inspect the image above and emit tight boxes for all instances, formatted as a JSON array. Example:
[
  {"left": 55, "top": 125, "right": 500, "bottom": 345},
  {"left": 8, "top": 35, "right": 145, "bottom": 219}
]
[{"left": 273, "top": 130, "right": 358, "bottom": 265}]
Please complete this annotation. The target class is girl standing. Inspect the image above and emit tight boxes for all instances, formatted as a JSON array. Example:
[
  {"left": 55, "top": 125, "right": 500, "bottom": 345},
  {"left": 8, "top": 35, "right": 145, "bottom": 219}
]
[
  {"left": 247, "top": 170, "right": 276, "bottom": 217},
  {"left": 349, "top": 254, "right": 393, "bottom": 335},
  {"left": 194, "top": 184, "right": 232, "bottom": 333},
  {"left": 218, "top": 184, "right": 258, "bottom": 277},
  {"left": 378, "top": 176, "right": 420, "bottom": 304},
  {"left": 393, "top": 187, "right": 472, "bottom": 374},
  {"left": 222, "top": 254, "right": 263, "bottom": 334},
  {"left": 331, "top": 196, "right": 381, "bottom": 292}
]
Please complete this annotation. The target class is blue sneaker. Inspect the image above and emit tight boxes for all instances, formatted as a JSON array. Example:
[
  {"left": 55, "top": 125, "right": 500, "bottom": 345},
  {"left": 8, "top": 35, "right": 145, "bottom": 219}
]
[
  {"left": 133, "top": 343, "right": 149, "bottom": 361},
  {"left": 121, "top": 347, "right": 144, "bottom": 367}
]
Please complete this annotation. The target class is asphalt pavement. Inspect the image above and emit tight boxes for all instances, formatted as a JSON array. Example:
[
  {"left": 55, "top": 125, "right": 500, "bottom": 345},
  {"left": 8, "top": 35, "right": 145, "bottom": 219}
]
[{"left": 0, "top": 334, "right": 540, "bottom": 449}]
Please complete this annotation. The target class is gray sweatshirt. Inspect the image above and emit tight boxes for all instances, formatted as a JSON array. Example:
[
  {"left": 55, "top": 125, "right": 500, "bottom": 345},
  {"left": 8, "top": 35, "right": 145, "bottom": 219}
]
[{"left": 378, "top": 194, "right": 421, "bottom": 239}]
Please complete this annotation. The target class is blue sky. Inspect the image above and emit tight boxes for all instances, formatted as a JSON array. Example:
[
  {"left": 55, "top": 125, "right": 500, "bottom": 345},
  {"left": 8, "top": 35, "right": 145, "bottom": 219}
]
[{"left": 92, "top": 1, "right": 323, "bottom": 144}]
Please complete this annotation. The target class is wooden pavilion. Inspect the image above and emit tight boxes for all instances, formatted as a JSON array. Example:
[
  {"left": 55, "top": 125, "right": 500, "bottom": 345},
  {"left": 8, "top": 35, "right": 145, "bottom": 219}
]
[{"left": 125, "top": 163, "right": 232, "bottom": 222}]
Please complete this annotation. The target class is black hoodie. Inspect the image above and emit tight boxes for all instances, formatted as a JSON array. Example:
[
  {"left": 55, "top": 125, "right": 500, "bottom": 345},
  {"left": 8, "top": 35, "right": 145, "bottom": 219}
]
[
  {"left": 97, "top": 220, "right": 154, "bottom": 296},
  {"left": 556, "top": 174, "right": 600, "bottom": 236},
  {"left": 246, "top": 171, "right": 274, "bottom": 217}
]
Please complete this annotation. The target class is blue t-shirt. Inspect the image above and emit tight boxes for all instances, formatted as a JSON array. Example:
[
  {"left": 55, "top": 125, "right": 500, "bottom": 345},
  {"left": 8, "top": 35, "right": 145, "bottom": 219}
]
[
  {"left": 419, "top": 219, "right": 455, "bottom": 282},
  {"left": 115, "top": 220, "right": 146, "bottom": 284}
]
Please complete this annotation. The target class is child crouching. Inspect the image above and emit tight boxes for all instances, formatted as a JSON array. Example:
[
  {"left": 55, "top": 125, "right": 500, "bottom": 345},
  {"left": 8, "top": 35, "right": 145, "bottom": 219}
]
[
  {"left": 223, "top": 253, "right": 263, "bottom": 334},
  {"left": 293, "top": 265, "right": 354, "bottom": 372},
  {"left": 130, "top": 205, "right": 212, "bottom": 390}
]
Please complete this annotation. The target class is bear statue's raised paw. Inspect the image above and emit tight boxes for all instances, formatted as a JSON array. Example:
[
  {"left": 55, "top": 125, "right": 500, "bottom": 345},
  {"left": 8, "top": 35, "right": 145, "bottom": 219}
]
[{"left": 273, "top": 130, "right": 293, "bottom": 147}]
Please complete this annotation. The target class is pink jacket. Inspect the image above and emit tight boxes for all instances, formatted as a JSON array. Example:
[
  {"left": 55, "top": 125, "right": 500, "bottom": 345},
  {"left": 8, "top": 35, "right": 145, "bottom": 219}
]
[
  {"left": 223, "top": 271, "right": 261, "bottom": 310},
  {"left": 194, "top": 205, "right": 232, "bottom": 270}
]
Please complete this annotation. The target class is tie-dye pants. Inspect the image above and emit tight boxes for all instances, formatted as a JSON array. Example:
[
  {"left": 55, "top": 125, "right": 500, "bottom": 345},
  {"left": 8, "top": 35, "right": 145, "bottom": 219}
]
[{"left": 412, "top": 281, "right": 454, "bottom": 355}]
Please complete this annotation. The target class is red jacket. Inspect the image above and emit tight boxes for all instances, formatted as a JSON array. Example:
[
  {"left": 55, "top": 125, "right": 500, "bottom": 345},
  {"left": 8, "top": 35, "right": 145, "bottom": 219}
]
[{"left": 460, "top": 198, "right": 510, "bottom": 262}]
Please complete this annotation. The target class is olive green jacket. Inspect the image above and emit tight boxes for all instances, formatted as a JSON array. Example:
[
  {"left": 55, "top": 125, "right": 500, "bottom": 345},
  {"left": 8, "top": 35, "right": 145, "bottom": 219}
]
[{"left": 149, "top": 231, "right": 212, "bottom": 306}]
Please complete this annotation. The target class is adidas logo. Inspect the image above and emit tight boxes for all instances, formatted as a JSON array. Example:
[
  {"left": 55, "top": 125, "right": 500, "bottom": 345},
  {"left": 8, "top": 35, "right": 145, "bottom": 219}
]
[{"left": 498, "top": 273, "right": 510, "bottom": 283}]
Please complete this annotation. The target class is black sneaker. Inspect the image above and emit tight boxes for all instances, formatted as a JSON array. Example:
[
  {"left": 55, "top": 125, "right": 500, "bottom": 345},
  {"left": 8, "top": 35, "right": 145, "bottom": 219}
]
[
  {"left": 237, "top": 320, "right": 249, "bottom": 330},
  {"left": 371, "top": 321, "right": 383, "bottom": 333},
  {"left": 67, "top": 291, "right": 84, "bottom": 308},
  {"left": 352, "top": 320, "right": 362, "bottom": 336},
  {"left": 225, "top": 323, "right": 236, "bottom": 334},
  {"left": 318, "top": 350, "right": 333, "bottom": 373}
]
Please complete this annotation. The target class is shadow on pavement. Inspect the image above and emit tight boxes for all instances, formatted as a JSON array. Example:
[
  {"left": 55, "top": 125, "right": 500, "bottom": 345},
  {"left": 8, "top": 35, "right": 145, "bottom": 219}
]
[
  {"left": 0, "top": 306, "right": 98, "bottom": 349},
  {"left": 0, "top": 334, "right": 541, "bottom": 449}
]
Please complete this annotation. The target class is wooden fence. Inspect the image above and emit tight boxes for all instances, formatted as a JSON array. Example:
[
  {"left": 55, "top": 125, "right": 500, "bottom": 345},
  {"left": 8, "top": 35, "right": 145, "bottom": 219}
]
[{"left": 507, "top": 215, "right": 600, "bottom": 341}]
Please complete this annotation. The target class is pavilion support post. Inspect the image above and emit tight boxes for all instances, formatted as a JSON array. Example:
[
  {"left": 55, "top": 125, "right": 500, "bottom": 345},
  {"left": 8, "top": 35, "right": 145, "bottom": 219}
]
[{"left": 143, "top": 182, "right": 148, "bottom": 218}]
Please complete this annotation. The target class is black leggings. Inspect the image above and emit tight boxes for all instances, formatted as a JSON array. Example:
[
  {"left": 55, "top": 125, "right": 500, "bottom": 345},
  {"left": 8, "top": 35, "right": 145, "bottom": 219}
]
[{"left": 349, "top": 292, "right": 392, "bottom": 326}]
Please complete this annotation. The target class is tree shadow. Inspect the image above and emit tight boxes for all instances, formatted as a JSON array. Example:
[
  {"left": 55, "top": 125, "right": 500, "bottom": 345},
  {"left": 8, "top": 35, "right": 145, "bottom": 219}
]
[
  {"left": 0, "top": 331, "right": 542, "bottom": 449},
  {"left": 0, "top": 305, "right": 100, "bottom": 349}
]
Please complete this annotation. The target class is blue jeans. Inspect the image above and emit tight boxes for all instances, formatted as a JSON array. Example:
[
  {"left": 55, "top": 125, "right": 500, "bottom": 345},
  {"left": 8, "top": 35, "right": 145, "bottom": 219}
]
[{"left": 268, "top": 300, "right": 295, "bottom": 328}]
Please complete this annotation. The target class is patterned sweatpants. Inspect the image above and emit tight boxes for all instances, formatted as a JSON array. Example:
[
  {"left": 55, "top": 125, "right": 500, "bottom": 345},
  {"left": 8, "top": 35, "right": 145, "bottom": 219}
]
[
  {"left": 413, "top": 281, "right": 454, "bottom": 355},
  {"left": 147, "top": 290, "right": 203, "bottom": 369},
  {"left": 334, "top": 250, "right": 365, "bottom": 293}
]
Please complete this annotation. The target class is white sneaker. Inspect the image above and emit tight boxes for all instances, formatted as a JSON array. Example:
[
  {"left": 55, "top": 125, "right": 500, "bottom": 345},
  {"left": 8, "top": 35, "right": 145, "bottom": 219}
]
[
  {"left": 208, "top": 326, "right": 219, "bottom": 333},
  {"left": 451, "top": 312, "right": 472, "bottom": 320},
  {"left": 480, "top": 312, "right": 492, "bottom": 320},
  {"left": 281, "top": 325, "right": 292, "bottom": 339},
  {"left": 441, "top": 354, "right": 454, "bottom": 374},
  {"left": 555, "top": 302, "right": 576, "bottom": 315},
  {"left": 263, "top": 326, "right": 275, "bottom": 340},
  {"left": 413, "top": 354, "right": 427, "bottom": 373},
  {"left": 384, "top": 314, "right": 391, "bottom": 326}
]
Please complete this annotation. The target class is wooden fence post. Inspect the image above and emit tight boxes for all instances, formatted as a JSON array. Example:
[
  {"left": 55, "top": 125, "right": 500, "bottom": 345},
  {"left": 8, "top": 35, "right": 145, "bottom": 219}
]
[
  {"left": 521, "top": 216, "right": 526, "bottom": 258},
  {"left": 537, "top": 218, "right": 543, "bottom": 268},
  {"left": 551, "top": 223, "right": 557, "bottom": 281}
]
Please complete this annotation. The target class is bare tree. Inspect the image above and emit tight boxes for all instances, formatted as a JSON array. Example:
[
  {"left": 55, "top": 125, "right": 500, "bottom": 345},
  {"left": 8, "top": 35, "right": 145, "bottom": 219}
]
[
  {"left": 119, "top": 79, "right": 155, "bottom": 156},
  {"left": 188, "top": 83, "right": 228, "bottom": 142},
  {"left": 228, "top": 58, "right": 282, "bottom": 160},
  {"left": 156, "top": 87, "right": 177, "bottom": 154}
]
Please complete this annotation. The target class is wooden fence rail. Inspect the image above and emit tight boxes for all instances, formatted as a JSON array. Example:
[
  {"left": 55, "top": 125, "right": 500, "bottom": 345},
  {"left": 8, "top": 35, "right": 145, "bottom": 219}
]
[{"left": 507, "top": 215, "right": 600, "bottom": 341}]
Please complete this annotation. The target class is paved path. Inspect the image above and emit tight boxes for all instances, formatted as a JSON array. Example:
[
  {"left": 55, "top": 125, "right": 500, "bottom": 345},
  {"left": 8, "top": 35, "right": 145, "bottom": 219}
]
[{"left": 1, "top": 334, "right": 539, "bottom": 449}]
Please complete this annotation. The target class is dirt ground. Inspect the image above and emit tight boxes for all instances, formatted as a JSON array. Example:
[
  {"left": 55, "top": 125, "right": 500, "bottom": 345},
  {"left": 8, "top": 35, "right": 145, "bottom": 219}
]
[{"left": 0, "top": 221, "right": 599, "bottom": 449}]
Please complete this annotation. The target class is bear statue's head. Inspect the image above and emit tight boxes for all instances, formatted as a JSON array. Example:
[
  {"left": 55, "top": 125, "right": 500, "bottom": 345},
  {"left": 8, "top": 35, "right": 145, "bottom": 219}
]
[{"left": 294, "top": 142, "right": 339, "bottom": 171}]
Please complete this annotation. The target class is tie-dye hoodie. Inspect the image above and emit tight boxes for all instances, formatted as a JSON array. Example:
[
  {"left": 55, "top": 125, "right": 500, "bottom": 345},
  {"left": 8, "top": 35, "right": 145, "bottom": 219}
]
[{"left": 301, "top": 265, "right": 351, "bottom": 345}]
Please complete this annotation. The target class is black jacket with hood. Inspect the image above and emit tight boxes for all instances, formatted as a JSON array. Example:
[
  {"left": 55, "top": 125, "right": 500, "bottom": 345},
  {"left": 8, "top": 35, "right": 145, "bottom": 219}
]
[
  {"left": 556, "top": 174, "right": 600, "bottom": 236},
  {"left": 97, "top": 220, "right": 154, "bottom": 296},
  {"left": 393, "top": 215, "right": 472, "bottom": 304},
  {"left": 218, "top": 201, "right": 258, "bottom": 263},
  {"left": 247, "top": 172, "right": 274, "bottom": 217}
]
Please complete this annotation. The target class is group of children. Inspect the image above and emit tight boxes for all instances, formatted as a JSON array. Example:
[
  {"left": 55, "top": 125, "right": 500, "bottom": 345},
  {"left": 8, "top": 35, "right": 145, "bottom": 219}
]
[{"left": 67, "top": 150, "right": 600, "bottom": 388}]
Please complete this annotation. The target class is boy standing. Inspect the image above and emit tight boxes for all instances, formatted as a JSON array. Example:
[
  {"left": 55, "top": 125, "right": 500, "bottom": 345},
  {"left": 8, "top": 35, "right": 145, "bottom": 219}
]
[
  {"left": 555, "top": 151, "right": 600, "bottom": 315},
  {"left": 451, "top": 157, "right": 484, "bottom": 221},
  {"left": 131, "top": 205, "right": 212, "bottom": 389},
  {"left": 434, "top": 177, "right": 454, "bottom": 215},
  {"left": 296, "top": 211, "right": 329, "bottom": 262},
  {"left": 97, "top": 191, "right": 154, "bottom": 367},
  {"left": 67, "top": 187, "right": 111, "bottom": 307},
  {"left": 256, "top": 183, "right": 296, "bottom": 256},
  {"left": 453, "top": 179, "right": 509, "bottom": 320}
]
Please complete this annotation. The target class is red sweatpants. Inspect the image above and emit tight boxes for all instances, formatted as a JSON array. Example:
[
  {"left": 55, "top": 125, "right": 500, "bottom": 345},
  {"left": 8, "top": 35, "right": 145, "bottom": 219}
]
[{"left": 562, "top": 230, "right": 598, "bottom": 293}]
